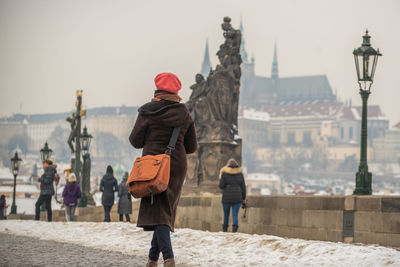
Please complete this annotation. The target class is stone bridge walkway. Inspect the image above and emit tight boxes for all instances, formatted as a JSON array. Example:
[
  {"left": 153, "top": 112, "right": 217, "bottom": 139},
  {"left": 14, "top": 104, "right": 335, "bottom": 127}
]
[{"left": 0, "top": 233, "right": 145, "bottom": 267}]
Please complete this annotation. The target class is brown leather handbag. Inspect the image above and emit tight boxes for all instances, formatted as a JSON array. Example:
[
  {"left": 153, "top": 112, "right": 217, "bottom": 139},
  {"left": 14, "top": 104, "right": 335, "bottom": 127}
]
[{"left": 126, "top": 126, "right": 181, "bottom": 204}]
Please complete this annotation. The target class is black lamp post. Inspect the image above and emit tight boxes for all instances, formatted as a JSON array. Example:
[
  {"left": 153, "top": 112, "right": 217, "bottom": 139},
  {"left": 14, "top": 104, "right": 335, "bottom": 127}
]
[
  {"left": 353, "top": 30, "right": 382, "bottom": 195},
  {"left": 10, "top": 151, "right": 22, "bottom": 214},
  {"left": 78, "top": 126, "right": 92, "bottom": 207},
  {"left": 40, "top": 141, "right": 53, "bottom": 161}
]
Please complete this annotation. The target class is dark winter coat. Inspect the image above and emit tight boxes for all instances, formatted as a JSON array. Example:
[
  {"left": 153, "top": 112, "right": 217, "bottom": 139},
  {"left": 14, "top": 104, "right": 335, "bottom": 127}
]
[
  {"left": 39, "top": 165, "right": 57, "bottom": 196},
  {"left": 129, "top": 100, "right": 197, "bottom": 231},
  {"left": 219, "top": 165, "right": 246, "bottom": 204},
  {"left": 118, "top": 177, "right": 132, "bottom": 215},
  {"left": 62, "top": 182, "right": 82, "bottom": 206},
  {"left": 0, "top": 196, "right": 6, "bottom": 219},
  {"left": 100, "top": 173, "right": 118, "bottom": 206}
]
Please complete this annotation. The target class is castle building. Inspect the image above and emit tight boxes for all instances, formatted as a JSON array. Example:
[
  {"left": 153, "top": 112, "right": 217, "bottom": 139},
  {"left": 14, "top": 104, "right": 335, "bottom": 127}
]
[{"left": 200, "top": 20, "right": 389, "bottom": 159}]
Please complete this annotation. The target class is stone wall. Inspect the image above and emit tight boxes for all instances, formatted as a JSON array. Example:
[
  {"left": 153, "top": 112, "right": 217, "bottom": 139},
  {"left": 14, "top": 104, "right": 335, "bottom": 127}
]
[
  {"left": 15, "top": 195, "right": 399, "bottom": 248},
  {"left": 175, "top": 195, "right": 400, "bottom": 248}
]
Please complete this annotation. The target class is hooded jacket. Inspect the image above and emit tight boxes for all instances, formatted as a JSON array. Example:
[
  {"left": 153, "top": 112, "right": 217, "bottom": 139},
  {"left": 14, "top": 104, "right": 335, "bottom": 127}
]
[
  {"left": 62, "top": 182, "right": 82, "bottom": 206},
  {"left": 129, "top": 100, "right": 197, "bottom": 231},
  {"left": 39, "top": 165, "right": 57, "bottom": 196},
  {"left": 118, "top": 177, "right": 132, "bottom": 215},
  {"left": 219, "top": 164, "right": 246, "bottom": 204},
  {"left": 100, "top": 173, "right": 118, "bottom": 206}
]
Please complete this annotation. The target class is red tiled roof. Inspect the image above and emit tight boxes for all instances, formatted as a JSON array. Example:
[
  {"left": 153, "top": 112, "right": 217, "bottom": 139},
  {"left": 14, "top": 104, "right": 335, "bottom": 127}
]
[
  {"left": 353, "top": 105, "right": 385, "bottom": 118},
  {"left": 260, "top": 103, "right": 342, "bottom": 118}
]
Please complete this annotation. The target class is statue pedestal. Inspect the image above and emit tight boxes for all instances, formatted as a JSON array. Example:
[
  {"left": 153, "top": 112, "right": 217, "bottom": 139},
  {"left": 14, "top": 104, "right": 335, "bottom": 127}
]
[
  {"left": 184, "top": 139, "right": 241, "bottom": 193},
  {"left": 86, "top": 194, "right": 96, "bottom": 206}
]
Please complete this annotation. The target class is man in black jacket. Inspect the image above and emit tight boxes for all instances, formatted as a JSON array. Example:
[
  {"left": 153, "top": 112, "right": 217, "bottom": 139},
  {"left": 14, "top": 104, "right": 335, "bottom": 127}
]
[{"left": 35, "top": 159, "right": 59, "bottom": 221}]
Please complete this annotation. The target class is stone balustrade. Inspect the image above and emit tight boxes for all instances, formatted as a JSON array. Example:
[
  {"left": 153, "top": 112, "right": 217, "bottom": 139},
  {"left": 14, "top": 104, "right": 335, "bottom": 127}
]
[{"left": 8, "top": 195, "right": 400, "bottom": 248}]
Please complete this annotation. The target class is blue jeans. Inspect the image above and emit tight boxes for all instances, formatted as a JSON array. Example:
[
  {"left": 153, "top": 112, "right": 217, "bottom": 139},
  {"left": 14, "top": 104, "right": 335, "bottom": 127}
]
[
  {"left": 222, "top": 202, "right": 241, "bottom": 227},
  {"left": 148, "top": 225, "right": 174, "bottom": 261}
]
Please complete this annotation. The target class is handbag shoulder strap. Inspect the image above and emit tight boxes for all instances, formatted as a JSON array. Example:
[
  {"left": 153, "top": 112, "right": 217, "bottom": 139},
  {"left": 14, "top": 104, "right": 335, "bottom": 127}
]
[{"left": 165, "top": 126, "right": 182, "bottom": 155}]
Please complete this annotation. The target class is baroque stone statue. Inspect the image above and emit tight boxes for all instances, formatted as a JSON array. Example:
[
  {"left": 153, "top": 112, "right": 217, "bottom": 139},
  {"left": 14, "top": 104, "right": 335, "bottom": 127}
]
[{"left": 185, "top": 17, "right": 242, "bottom": 190}]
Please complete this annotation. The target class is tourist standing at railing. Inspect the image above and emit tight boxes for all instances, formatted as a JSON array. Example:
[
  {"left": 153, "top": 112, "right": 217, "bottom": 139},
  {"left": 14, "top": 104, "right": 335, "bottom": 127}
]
[
  {"left": 118, "top": 172, "right": 132, "bottom": 222},
  {"left": 62, "top": 173, "right": 81, "bottom": 221},
  {"left": 219, "top": 158, "right": 247, "bottom": 233},
  {"left": 100, "top": 165, "right": 118, "bottom": 222}
]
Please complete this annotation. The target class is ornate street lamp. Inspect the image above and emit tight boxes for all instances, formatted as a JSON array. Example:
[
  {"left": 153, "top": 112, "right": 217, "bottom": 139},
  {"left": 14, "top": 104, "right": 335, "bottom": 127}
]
[
  {"left": 78, "top": 126, "right": 92, "bottom": 207},
  {"left": 10, "top": 151, "right": 22, "bottom": 214},
  {"left": 79, "top": 126, "right": 92, "bottom": 156},
  {"left": 353, "top": 30, "right": 382, "bottom": 195},
  {"left": 40, "top": 141, "right": 53, "bottom": 162}
]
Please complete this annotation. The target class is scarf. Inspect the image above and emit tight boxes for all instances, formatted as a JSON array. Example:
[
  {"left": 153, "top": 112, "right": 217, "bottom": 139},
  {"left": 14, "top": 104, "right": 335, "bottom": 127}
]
[{"left": 152, "top": 92, "right": 182, "bottom": 103}]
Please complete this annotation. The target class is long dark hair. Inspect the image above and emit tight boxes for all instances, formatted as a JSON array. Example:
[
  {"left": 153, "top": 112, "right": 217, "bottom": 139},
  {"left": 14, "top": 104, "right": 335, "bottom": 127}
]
[{"left": 106, "top": 165, "right": 113, "bottom": 174}]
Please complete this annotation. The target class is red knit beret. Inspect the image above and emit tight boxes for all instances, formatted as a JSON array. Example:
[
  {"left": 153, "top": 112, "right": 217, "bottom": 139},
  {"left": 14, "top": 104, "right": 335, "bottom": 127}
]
[{"left": 154, "top": 72, "right": 182, "bottom": 94}]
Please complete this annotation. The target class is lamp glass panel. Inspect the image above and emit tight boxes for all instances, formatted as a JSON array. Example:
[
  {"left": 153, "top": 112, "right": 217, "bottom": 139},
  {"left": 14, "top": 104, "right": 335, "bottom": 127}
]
[
  {"left": 370, "top": 54, "right": 379, "bottom": 81},
  {"left": 12, "top": 160, "right": 18, "bottom": 171},
  {"left": 354, "top": 54, "right": 361, "bottom": 81},
  {"left": 82, "top": 139, "right": 88, "bottom": 151}
]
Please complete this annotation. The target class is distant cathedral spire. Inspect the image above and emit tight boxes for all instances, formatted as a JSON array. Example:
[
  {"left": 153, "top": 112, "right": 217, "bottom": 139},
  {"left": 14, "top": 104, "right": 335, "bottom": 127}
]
[
  {"left": 239, "top": 18, "right": 249, "bottom": 63},
  {"left": 200, "top": 39, "right": 212, "bottom": 77},
  {"left": 271, "top": 42, "right": 279, "bottom": 82}
]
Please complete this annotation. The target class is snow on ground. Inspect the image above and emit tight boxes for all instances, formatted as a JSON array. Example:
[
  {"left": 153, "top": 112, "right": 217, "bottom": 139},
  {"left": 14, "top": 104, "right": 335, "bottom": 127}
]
[{"left": 0, "top": 220, "right": 399, "bottom": 267}]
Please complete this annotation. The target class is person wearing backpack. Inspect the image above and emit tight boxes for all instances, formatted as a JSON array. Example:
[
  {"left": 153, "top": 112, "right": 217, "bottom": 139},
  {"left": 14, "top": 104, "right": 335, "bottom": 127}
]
[
  {"left": 219, "top": 158, "right": 247, "bottom": 233},
  {"left": 100, "top": 165, "right": 118, "bottom": 222},
  {"left": 62, "top": 173, "right": 81, "bottom": 221},
  {"left": 129, "top": 72, "right": 197, "bottom": 267},
  {"left": 118, "top": 172, "right": 132, "bottom": 222}
]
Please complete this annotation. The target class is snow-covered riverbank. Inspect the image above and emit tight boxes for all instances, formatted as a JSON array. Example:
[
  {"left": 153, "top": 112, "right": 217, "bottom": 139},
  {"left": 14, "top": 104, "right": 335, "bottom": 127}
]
[{"left": 0, "top": 220, "right": 399, "bottom": 266}]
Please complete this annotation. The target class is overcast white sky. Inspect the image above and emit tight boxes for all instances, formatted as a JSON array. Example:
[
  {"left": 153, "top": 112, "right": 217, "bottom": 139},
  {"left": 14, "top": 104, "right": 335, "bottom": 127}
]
[{"left": 0, "top": 0, "right": 399, "bottom": 125}]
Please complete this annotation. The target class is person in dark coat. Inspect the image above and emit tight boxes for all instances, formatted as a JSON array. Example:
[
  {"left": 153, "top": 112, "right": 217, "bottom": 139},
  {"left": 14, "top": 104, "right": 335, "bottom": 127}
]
[
  {"left": 0, "top": 195, "right": 6, "bottom": 220},
  {"left": 62, "top": 173, "right": 81, "bottom": 221},
  {"left": 129, "top": 72, "right": 197, "bottom": 267},
  {"left": 35, "top": 159, "right": 59, "bottom": 221},
  {"left": 219, "top": 158, "right": 246, "bottom": 233},
  {"left": 118, "top": 172, "right": 132, "bottom": 222},
  {"left": 100, "top": 165, "right": 118, "bottom": 222}
]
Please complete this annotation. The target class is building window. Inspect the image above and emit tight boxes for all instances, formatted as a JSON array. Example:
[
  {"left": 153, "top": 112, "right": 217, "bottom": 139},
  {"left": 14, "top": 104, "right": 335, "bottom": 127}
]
[
  {"left": 303, "top": 131, "right": 312, "bottom": 146},
  {"left": 349, "top": 127, "right": 353, "bottom": 139},
  {"left": 287, "top": 132, "right": 295, "bottom": 145},
  {"left": 341, "top": 127, "right": 344, "bottom": 139},
  {"left": 272, "top": 133, "right": 280, "bottom": 147}
]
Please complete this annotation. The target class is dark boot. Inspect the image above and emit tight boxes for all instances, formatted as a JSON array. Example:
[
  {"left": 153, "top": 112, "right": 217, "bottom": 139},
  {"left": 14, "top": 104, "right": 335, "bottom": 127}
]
[
  {"left": 232, "top": 225, "right": 238, "bottom": 233},
  {"left": 164, "top": 258, "right": 175, "bottom": 267},
  {"left": 146, "top": 259, "right": 158, "bottom": 267},
  {"left": 222, "top": 225, "right": 228, "bottom": 232}
]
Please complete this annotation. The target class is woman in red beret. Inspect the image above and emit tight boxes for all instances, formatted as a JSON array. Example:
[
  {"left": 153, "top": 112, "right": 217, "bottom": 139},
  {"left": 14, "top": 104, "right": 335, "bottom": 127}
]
[{"left": 129, "top": 72, "right": 197, "bottom": 267}]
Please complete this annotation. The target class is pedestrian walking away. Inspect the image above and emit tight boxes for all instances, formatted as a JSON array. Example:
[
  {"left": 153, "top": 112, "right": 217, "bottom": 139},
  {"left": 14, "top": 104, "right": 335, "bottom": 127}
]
[
  {"left": 62, "top": 173, "right": 81, "bottom": 221},
  {"left": 35, "top": 159, "right": 59, "bottom": 221},
  {"left": 100, "top": 165, "right": 118, "bottom": 222},
  {"left": 118, "top": 172, "right": 132, "bottom": 222},
  {"left": 0, "top": 195, "right": 7, "bottom": 220},
  {"left": 219, "top": 158, "right": 246, "bottom": 233},
  {"left": 129, "top": 72, "right": 197, "bottom": 267}
]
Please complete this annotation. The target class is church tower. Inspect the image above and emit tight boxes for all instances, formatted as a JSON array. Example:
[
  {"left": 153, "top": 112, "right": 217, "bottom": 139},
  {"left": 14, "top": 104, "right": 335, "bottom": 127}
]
[
  {"left": 271, "top": 42, "right": 279, "bottom": 89},
  {"left": 239, "top": 19, "right": 255, "bottom": 79},
  {"left": 200, "top": 39, "right": 212, "bottom": 78},
  {"left": 239, "top": 20, "right": 249, "bottom": 64}
]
